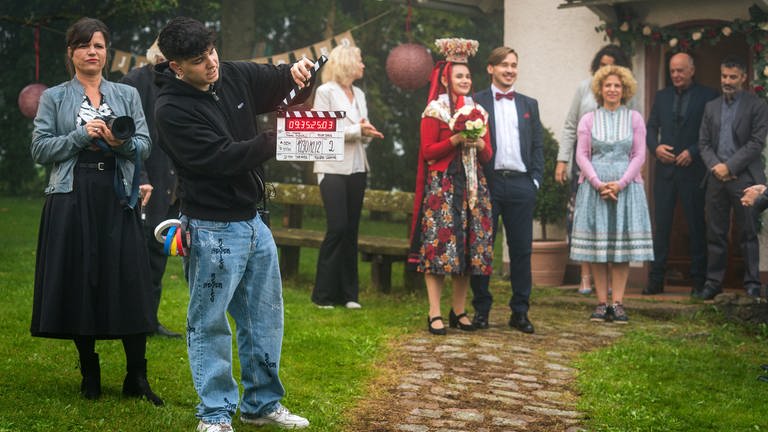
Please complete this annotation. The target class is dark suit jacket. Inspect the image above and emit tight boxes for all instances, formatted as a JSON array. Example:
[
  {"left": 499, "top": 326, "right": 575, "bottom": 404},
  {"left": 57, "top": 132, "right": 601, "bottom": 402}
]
[
  {"left": 120, "top": 65, "right": 178, "bottom": 226},
  {"left": 474, "top": 88, "right": 544, "bottom": 191},
  {"left": 646, "top": 83, "right": 718, "bottom": 181},
  {"left": 698, "top": 91, "right": 768, "bottom": 185}
]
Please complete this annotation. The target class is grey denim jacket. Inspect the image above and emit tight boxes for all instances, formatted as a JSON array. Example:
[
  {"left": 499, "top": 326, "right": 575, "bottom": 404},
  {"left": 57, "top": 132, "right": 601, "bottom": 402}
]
[{"left": 31, "top": 77, "right": 150, "bottom": 195}]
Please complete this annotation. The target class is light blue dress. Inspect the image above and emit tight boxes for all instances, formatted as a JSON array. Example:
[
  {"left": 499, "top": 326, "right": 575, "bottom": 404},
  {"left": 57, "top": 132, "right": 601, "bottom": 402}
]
[{"left": 570, "top": 107, "right": 654, "bottom": 262}]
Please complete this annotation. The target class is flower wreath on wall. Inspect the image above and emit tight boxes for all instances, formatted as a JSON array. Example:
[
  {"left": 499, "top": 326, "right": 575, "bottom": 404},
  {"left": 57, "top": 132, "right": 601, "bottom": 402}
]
[{"left": 595, "top": 4, "right": 768, "bottom": 97}]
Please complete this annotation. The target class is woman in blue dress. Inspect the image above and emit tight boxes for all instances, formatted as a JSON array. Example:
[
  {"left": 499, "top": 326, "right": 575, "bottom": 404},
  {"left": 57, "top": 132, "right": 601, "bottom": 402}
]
[{"left": 570, "top": 65, "right": 654, "bottom": 324}]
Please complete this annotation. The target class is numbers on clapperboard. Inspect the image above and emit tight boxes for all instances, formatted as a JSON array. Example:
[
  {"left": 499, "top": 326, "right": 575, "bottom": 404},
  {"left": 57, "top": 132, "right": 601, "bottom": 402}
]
[{"left": 328, "top": 140, "right": 334, "bottom": 152}]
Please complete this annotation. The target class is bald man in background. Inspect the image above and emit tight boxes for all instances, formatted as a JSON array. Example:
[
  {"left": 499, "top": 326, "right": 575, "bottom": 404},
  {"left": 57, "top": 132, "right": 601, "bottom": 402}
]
[{"left": 644, "top": 52, "right": 717, "bottom": 296}]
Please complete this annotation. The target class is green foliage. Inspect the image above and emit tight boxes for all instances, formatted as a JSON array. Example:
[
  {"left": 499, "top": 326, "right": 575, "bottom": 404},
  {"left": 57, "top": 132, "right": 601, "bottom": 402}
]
[
  {"left": 0, "top": 0, "right": 218, "bottom": 196},
  {"left": 533, "top": 127, "right": 569, "bottom": 239},
  {"left": 1, "top": 1, "right": 501, "bottom": 196}
]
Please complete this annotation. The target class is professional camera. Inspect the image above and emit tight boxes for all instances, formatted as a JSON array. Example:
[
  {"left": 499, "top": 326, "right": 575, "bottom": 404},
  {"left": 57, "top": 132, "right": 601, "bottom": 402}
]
[{"left": 97, "top": 114, "right": 135, "bottom": 140}]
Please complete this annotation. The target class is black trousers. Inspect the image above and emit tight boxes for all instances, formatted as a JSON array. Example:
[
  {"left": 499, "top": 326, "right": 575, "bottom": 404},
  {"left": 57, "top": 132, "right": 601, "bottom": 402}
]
[
  {"left": 142, "top": 202, "right": 179, "bottom": 325},
  {"left": 311, "top": 172, "right": 367, "bottom": 305},
  {"left": 704, "top": 175, "right": 760, "bottom": 290},
  {"left": 649, "top": 172, "right": 707, "bottom": 284},
  {"left": 471, "top": 173, "right": 537, "bottom": 316}
]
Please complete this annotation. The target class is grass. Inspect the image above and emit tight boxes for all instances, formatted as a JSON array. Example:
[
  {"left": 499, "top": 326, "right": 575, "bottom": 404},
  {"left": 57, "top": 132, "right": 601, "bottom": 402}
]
[
  {"left": 1, "top": 196, "right": 768, "bottom": 431},
  {"left": 576, "top": 317, "right": 768, "bottom": 431}
]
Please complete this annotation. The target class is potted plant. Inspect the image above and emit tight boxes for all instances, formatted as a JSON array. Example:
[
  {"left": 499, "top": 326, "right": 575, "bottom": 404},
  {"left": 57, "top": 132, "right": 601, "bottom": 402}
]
[{"left": 531, "top": 127, "right": 570, "bottom": 286}]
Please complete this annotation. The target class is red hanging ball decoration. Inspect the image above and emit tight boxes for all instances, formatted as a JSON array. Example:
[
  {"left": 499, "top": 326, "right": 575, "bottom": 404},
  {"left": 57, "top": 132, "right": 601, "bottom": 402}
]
[
  {"left": 18, "top": 83, "right": 48, "bottom": 119},
  {"left": 386, "top": 43, "right": 434, "bottom": 90}
]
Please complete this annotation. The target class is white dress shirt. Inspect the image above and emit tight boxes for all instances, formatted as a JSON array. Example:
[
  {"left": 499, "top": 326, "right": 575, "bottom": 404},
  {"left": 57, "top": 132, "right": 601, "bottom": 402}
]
[{"left": 491, "top": 84, "right": 527, "bottom": 173}]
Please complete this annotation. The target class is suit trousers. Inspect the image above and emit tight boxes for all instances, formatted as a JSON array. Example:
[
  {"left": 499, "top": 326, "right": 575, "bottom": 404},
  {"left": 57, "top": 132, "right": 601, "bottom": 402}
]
[
  {"left": 704, "top": 175, "right": 761, "bottom": 290},
  {"left": 471, "top": 174, "right": 536, "bottom": 316},
  {"left": 649, "top": 171, "right": 707, "bottom": 283},
  {"left": 311, "top": 172, "right": 367, "bottom": 305}
]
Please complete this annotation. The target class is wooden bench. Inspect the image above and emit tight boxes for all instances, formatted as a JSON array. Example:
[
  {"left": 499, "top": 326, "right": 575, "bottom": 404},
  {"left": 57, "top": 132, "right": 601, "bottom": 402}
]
[{"left": 268, "top": 182, "right": 419, "bottom": 292}]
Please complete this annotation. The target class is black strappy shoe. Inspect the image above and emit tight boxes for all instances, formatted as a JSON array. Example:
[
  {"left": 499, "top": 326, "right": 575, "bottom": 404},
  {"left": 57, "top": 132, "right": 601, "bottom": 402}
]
[
  {"left": 427, "top": 315, "right": 447, "bottom": 336},
  {"left": 449, "top": 309, "right": 477, "bottom": 331}
]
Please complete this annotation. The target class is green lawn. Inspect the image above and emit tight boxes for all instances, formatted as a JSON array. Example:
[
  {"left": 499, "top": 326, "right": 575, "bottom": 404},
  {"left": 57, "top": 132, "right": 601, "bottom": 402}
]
[
  {"left": 576, "top": 318, "right": 768, "bottom": 431},
  {"left": 1, "top": 196, "right": 767, "bottom": 431}
]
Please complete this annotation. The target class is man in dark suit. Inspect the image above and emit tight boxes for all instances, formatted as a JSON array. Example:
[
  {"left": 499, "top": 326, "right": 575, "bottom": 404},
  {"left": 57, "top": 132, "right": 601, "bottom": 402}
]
[
  {"left": 644, "top": 52, "right": 718, "bottom": 296},
  {"left": 696, "top": 55, "right": 768, "bottom": 300},
  {"left": 470, "top": 46, "right": 543, "bottom": 333},
  {"left": 120, "top": 40, "right": 181, "bottom": 337}
]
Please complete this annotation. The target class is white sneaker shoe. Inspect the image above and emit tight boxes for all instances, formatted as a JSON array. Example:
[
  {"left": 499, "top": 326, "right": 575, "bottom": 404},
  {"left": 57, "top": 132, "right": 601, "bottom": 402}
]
[
  {"left": 196, "top": 421, "right": 234, "bottom": 432},
  {"left": 316, "top": 304, "right": 334, "bottom": 309},
  {"left": 241, "top": 405, "right": 309, "bottom": 429},
  {"left": 345, "top": 301, "right": 362, "bottom": 309}
]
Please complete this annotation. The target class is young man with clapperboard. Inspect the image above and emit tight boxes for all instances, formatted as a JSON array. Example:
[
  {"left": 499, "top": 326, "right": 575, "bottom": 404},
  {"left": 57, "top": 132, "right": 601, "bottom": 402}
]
[{"left": 154, "top": 16, "right": 316, "bottom": 432}]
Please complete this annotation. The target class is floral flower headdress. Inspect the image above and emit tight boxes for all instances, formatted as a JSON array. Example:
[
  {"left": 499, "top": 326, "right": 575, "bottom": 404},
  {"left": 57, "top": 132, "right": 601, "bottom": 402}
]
[{"left": 434, "top": 38, "right": 479, "bottom": 63}]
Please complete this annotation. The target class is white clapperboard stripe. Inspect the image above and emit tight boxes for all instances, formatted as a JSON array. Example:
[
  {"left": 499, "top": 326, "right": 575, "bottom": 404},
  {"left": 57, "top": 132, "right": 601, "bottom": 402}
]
[
  {"left": 281, "top": 54, "right": 328, "bottom": 107},
  {"left": 284, "top": 111, "right": 346, "bottom": 119}
]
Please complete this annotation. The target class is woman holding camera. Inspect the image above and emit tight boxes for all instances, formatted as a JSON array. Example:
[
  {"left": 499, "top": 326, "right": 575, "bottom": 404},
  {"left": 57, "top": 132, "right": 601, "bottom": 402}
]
[{"left": 30, "top": 17, "right": 162, "bottom": 405}]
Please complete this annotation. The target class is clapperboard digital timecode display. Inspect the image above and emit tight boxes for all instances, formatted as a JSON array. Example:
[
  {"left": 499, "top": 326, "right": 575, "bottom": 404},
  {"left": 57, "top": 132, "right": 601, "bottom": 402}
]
[{"left": 285, "top": 117, "right": 337, "bottom": 132}]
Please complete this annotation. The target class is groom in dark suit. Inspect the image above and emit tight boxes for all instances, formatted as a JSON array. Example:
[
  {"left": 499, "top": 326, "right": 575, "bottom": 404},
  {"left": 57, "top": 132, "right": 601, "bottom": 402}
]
[
  {"left": 696, "top": 55, "right": 768, "bottom": 300},
  {"left": 470, "top": 47, "right": 543, "bottom": 333},
  {"left": 644, "top": 52, "right": 718, "bottom": 296}
]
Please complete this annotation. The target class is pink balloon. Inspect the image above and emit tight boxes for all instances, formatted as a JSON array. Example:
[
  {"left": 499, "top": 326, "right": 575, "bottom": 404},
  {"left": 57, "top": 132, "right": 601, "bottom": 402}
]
[
  {"left": 18, "top": 83, "right": 48, "bottom": 119},
  {"left": 386, "top": 43, "right": 434, "bottom": 90}
]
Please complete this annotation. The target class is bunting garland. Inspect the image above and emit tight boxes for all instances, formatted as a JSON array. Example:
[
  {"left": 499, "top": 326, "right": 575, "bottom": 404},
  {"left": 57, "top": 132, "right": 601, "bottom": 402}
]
[{"left": 108, "top": 29, "right": 359, "bottom": 71}]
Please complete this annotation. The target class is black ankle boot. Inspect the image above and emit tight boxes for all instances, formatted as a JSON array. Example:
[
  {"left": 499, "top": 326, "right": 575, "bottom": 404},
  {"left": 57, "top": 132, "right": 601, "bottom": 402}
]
[
  {"left": 122, "top": 359, "right": 164, "bottom": 406},
  {"left": 79, "top": 353, "right": 101, "bottom": 400}
]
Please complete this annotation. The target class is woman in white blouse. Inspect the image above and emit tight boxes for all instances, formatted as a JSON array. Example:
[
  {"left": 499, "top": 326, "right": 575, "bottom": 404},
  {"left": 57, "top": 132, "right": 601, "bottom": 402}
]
[{"left": 311, "top": 45, "right": 383, "bottom": 309}]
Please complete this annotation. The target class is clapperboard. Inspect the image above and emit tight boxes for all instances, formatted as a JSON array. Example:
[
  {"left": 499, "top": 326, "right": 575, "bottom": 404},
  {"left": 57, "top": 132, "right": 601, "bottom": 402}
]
[{"left": 276, "top": 55, "right": 346, "bottom": 161}]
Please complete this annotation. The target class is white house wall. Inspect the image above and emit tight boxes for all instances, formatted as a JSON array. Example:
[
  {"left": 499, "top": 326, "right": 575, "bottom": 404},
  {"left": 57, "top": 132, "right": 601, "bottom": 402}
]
[{"left": 503, "top": 0, "right": 608, "bottom": 136}]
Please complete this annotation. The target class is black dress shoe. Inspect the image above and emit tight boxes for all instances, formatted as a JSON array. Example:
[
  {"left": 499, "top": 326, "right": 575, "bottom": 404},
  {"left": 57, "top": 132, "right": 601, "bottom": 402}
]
[
  {"left": 508, "top": 312, "right": 534, "bottom": 334},
  {"left": 448, "top": 309, "right": 476, "bottom": 331},
  {"left": 746, "top": 286, "right": 762, "bottom": 298},
  {"left": 759, "top": 375, "right": 768, "bottom": 383},
  {"left": 761, "top": 364, "right": 768, "bottom": 372},
  {"left": 427, "top": 315, "right": 447, "bottom": 336},
  {"left": 472, "top": 314, "right": 489, "bottom": 330},
  {"left": 155, "top": 323, "right": 182, "bottom": 338},
  {"left": 692, "top": 281, "right": 722, "bottom": 300},
  {"left": 642, "top": 279, "right": 664, "bottom": 295}
]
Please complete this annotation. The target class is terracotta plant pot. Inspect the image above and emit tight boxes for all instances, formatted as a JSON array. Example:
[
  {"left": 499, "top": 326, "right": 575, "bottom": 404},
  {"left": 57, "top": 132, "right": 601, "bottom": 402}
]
[{"left": 531, "top": 240, "right": 569, "bottom": 287}]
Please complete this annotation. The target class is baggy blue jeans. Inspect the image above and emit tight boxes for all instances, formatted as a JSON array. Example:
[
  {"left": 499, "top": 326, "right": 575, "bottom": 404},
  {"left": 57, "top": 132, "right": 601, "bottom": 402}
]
[{"left": 183, "top": 213, "right": 285, "bottom": 424}]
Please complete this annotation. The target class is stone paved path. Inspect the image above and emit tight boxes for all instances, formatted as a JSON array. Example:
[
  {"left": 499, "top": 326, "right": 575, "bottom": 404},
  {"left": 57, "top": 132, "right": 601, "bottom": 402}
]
[{"left": 347, "top": 303, "right": 631, "bottom": 432}]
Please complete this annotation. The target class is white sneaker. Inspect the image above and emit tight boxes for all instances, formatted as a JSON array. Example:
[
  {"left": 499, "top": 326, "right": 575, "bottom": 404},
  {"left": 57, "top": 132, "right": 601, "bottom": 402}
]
[
  {"left": 196, "top": 421, "right": 233, "bottom": 432},
  {"left": 241, "top": 405, "right": 309, "bottom": 429},
  {"left": 345, "top": 301, "right": 362, "bottom": 309},
  {"left": 316, "top": 304, "right": 334, "bottom": 309}
]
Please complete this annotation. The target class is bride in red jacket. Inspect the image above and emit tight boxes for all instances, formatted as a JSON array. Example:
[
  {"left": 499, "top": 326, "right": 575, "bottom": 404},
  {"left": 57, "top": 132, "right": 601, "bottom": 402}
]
[{"left": 408, "top": 38, "right": 494, "bottom": 335}]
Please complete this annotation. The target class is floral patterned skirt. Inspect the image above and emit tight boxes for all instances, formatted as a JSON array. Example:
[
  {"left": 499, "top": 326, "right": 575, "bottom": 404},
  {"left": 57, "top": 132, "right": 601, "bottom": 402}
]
[{"left": 416, "top": 157, "right": 493, "bottom": 275}]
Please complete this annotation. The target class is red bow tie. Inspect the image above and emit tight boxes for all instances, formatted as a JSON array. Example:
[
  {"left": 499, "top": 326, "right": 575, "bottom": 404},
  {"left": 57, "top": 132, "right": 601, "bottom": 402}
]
[{"left": 495, "top": 91, "right": 515, "bottom": 101}]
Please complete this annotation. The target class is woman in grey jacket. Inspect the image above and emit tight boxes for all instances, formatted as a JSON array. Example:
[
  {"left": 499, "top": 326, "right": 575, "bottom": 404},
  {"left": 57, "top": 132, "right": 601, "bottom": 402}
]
[
  {"left": 311, "top": 45, "right": 383, "bottom": 309},
  {"left": 30, "top": 17, "right": 161, "bottom": 405}
]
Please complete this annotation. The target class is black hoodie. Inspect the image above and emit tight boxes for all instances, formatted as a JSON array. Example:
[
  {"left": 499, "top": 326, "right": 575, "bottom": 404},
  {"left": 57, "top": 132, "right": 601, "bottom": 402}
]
[{"left": 154, "top": 60, "right": 310, "bottom": 221}]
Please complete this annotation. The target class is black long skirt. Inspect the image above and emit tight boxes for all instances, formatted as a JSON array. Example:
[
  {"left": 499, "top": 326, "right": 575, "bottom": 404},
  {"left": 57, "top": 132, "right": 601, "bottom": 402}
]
[{"left": 30, "top": 152, "right": 157, "bottom": 339}]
